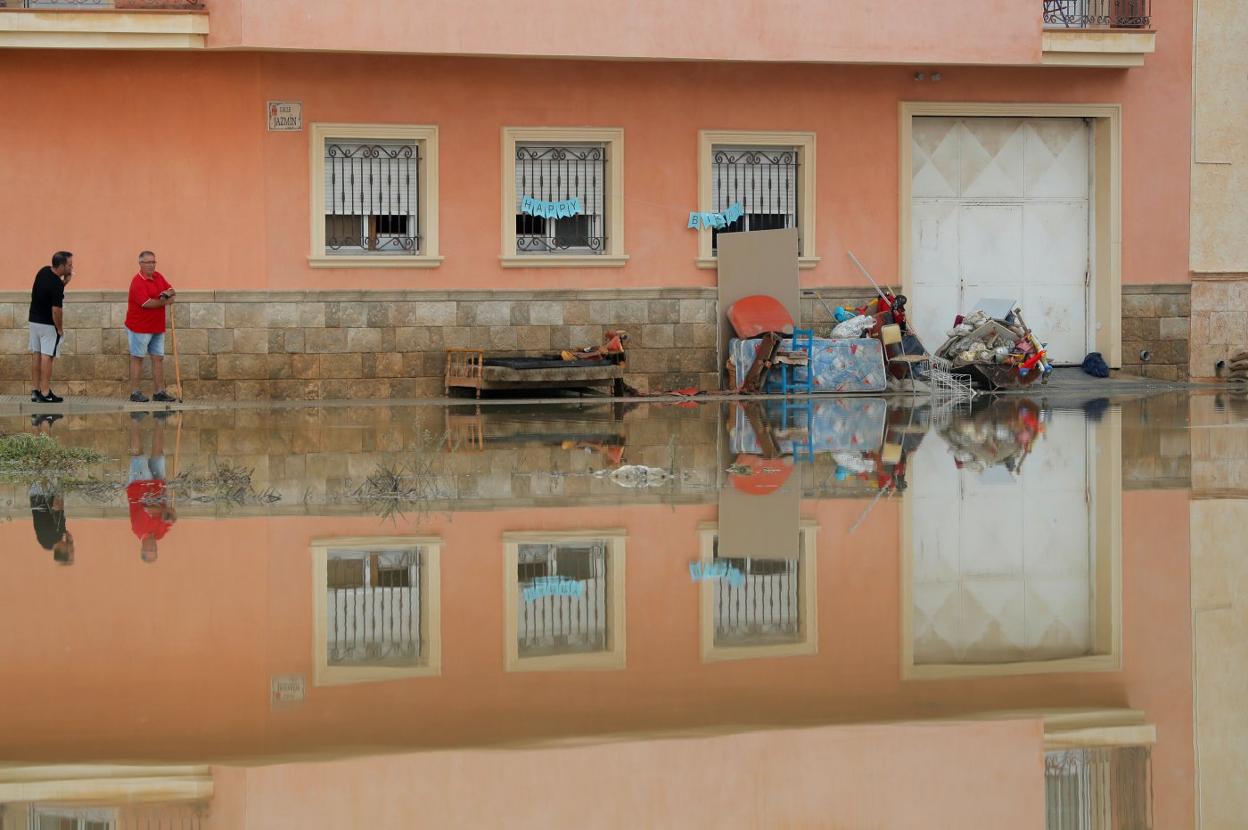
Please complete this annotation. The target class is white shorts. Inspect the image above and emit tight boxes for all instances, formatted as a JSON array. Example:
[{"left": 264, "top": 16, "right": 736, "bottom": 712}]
[{"left": 29, "top": 323, "right": 62, "bottom": 357}]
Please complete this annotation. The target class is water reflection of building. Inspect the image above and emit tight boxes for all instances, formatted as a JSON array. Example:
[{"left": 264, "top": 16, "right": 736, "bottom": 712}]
[{"left": 0, "top": 399, "right": 1201, "bottom": 829}]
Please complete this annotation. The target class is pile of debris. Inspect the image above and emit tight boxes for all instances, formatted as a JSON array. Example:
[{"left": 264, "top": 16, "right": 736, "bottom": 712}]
[{"left": 934, "top": 299, "right": 1052, "bottom": 390}]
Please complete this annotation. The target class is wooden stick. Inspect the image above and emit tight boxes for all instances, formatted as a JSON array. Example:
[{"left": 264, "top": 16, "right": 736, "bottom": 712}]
[{"left": 170, "top": 309, "right": 184, "bottom": 400}]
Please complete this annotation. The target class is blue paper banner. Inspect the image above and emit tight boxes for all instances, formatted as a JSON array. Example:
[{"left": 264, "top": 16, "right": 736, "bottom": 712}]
[
  {"left": 520, "top": 195, "right": 584, "bottom": 220},
  {"left": 687, "top": 202, "right": 744, "bottom": 230},
  {"left": 688, "top": 561, "right": 746, "bottom": 587},
  {"left": 523, "top": 576, "right": 587, "bottom": 603}
]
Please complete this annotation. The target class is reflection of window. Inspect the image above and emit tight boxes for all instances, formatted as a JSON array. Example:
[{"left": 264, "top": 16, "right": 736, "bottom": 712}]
[
  {"left": 312, "top": 537, "right": 442, "bottom": 685},
  {"left": 30, "top": 807, "right": 115, "bottom": 830},
  {"left": 698, "top": 522, "right": 818, "bottom": 662},
  {"left": 712, "top": 539, "right": 802, "bottom": 648},
  {"left": 516, "top": 541, "right": 608, "bottom": 658},
  {"left": 503, "top": 532, "right": 626, "bottom": 671},
  {"left": 1045, "top": 746, "right": 1152, "bottom": 829},
  {"left": 26, "top": 804, "right": 208, "bottom": 829},
  {"left": 326, "top": 549, "right": 421, "bottom": 667}
]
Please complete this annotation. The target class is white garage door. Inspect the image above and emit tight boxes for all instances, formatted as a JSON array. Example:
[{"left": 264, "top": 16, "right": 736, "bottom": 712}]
[{"left": 910, "top": 117, "right": 1091, "bottom": 364}]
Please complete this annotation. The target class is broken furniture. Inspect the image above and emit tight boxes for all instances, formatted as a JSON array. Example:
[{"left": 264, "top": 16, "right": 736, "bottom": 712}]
[
  {"left": 444, "top": 349, "right": 626, "bottom": 398},
  {"left": 727, "top": 295, "right": 801, "bottom": 394}
]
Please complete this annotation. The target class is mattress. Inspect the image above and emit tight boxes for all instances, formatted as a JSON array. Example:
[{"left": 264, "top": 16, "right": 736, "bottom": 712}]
[{"left": 729, "top": 336, "right": 887, "bottom": 394}]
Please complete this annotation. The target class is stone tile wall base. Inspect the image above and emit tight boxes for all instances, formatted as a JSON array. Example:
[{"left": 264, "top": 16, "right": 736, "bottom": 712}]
[
  {"left": 10, "top": 285, "right": 1191, "bottom": 398},
  {"left": 0, "top": 288, "right": 889, "bottom": 400},
  {"left": 1190, "top": 278, "right": 1248, "bottom": 381},
  {"left": 1121, "top": 284, "right": 1191, "bottom": 381}
]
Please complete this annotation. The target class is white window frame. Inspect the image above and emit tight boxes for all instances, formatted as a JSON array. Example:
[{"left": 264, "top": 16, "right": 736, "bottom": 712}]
[
  {"left": 696, "top": 130, "right": 819, "bottom": 270},
  {"left": 310, "top": 535, "right": 442, "bottom": 686},
  {"left": 500, "top": 127, "right": 627, "bottom": 268},
  {"left": 309, "top": 123, "right": 442, "bottom": 269}
]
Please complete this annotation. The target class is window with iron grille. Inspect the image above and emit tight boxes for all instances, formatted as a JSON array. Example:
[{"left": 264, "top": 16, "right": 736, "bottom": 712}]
[
  {"left": 710, "top": 145, "right": 801, "bottom": 254},
  {"left": 695, "top": 131, "right": 816, "bottom": 267},
  {"left": 311, "top": 123, "right": 439, "bottom": 266},
  {"left": 323, "top": 139, "right": 420, "bottom": 255},
  {"left": 514, "top": 143, "right": 608, "bottom": 255}
]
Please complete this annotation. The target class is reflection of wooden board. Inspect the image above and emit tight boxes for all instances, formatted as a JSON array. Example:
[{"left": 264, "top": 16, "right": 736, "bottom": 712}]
[
  {"left": 728, "top": 295, "right": 794, "bottom": 338},
  {"left": 719, "top": 455, "right": 799, "bottom": 560}
]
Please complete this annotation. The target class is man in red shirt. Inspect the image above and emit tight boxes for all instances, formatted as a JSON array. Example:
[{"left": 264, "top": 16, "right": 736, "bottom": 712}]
[
  {"left": 127, "top": 412, "right": 176, "bottom": 563},
  {"left": 125, "top": 250, "right": 177, "bottom": 403}
]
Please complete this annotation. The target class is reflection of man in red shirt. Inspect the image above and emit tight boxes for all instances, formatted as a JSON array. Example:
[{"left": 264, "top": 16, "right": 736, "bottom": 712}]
[{"left": 127, "top": 413, "right": 176, "bottom": 563}]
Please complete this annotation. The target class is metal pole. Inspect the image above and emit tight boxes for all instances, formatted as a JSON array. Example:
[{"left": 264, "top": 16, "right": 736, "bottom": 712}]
[{"left": 847, "top": 250, "right": 892, "bottom": 301}]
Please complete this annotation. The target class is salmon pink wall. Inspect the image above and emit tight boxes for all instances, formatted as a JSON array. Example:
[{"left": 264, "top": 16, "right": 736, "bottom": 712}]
[
  {"left": 211, "top": 720, "right": 1046, "bottom": 830},
  {"left": 205, "top": 0, "right": 1043, "bottom": 67},
  {"left": 0, "top": 38, "right": 1189, "bottom": 295}
]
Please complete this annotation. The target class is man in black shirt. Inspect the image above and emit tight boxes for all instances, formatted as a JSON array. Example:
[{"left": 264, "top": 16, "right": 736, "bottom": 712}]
[{"left": 29, "top": 251, "right": 74, "bottom": 404}]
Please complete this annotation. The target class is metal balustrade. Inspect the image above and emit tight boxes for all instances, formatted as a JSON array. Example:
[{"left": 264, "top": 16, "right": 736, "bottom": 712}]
[{"left": 1043, "top": 0, "right": 1151, "bottom": 28}]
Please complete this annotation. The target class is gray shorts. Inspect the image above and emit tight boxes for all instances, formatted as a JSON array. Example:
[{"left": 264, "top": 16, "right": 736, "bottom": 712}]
[{"left": 29, "top": 322, "right": 62, "bottom": 357}]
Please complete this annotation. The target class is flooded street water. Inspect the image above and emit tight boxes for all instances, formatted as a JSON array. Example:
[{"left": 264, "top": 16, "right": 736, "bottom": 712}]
[{"left": 1, "top": 390, "right": 1244, "bottom": 828}]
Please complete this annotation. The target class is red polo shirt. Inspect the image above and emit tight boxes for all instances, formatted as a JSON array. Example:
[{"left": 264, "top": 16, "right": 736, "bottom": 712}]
[{"left": 125, "top": 271, "right": 172, "bottom": 334}]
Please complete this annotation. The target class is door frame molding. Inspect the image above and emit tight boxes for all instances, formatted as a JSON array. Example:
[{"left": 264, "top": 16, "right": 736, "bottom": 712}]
[{"left": 899, "top": 102, "right": 1122, "bottom": 367}]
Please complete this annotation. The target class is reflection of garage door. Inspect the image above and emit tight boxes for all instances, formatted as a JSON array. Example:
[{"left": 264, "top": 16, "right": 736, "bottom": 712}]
[
  {"left": 910, "top": 117, "right": 1091, "bottom": 364},
  {"left": 909, "top": 411, "right": 1095, "bottom": 666}
]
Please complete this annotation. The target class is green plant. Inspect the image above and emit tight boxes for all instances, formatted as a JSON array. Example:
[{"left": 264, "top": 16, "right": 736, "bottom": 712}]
[{"left": 0, "top": 433, "right": 104, "bottom": 477}]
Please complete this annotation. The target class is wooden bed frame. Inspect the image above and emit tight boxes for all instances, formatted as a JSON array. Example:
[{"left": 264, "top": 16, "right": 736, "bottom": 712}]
[{"left": 444, "top": 349, "right": 627, "bottom": 398}]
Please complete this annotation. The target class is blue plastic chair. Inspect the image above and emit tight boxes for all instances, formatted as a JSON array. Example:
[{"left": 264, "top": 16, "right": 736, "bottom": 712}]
[{"left": 779, "top": 328, "right": 815, "bottom": 396}]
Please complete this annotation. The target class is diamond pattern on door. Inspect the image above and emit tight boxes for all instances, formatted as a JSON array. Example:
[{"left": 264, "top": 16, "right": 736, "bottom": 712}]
[{"left": 911, "top": 117, "right": 1091, "bottom": 364}]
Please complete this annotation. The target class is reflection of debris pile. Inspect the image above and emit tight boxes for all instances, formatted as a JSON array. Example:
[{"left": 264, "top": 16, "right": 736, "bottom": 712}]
[
  {"left": 935, "top": 300, "right": 1053, "bottom": 390},
  {"left": 939, "top": 398, "right": 1047, "bottom": 475},
  {"left": 593, "top": 464, "right": 672, "bottom": 489}
]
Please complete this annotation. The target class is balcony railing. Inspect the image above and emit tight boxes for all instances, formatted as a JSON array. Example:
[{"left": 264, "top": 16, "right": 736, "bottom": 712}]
[
  {"left": 1043, "top": 0, "right": 1151, "bottom": 28},
  {"left": 3, "top": 0, "right": 204, "bottom": 9}
]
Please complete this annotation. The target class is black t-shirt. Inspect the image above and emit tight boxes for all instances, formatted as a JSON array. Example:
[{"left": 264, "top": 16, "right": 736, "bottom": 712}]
[
  {"left": 29, "top": 266, "right": 65, "bottom": 325},
  {"left": 30, "top": 494, "right": 66, "bottom": 551}
]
